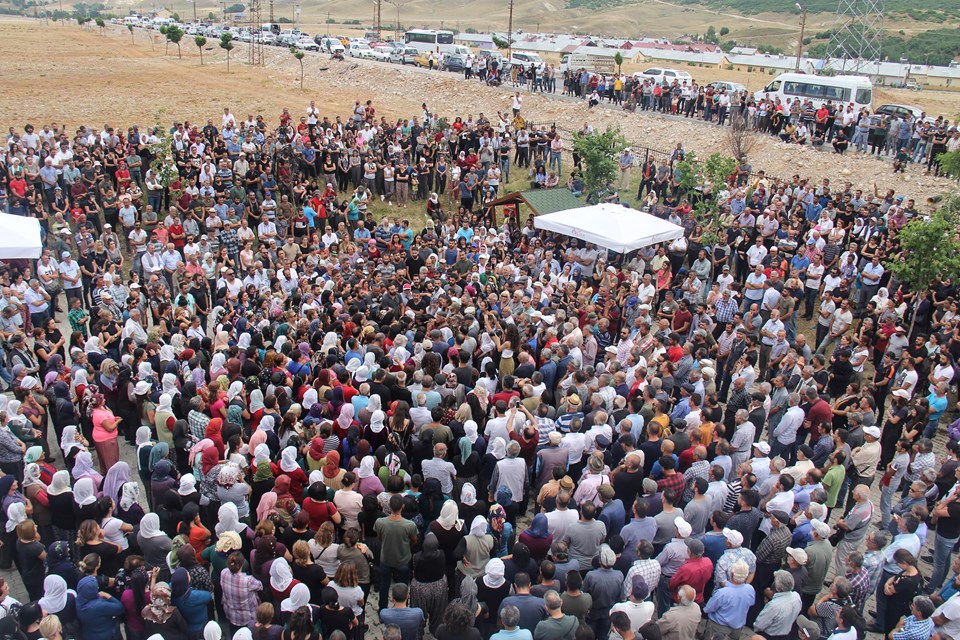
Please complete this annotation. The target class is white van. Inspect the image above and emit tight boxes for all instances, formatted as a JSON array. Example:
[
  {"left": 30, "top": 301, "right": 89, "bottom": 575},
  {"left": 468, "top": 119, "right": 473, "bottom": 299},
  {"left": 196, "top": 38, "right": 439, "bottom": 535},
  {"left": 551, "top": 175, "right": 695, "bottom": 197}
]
[
  {"left": 448, "top": 45, "right": 471, "bottom": 57},
  {"left": 754, "top": 72, "right": 873, "bottom": 110},
  {"left": 510, "top": 51, "right": 545, "bottom": 71}
]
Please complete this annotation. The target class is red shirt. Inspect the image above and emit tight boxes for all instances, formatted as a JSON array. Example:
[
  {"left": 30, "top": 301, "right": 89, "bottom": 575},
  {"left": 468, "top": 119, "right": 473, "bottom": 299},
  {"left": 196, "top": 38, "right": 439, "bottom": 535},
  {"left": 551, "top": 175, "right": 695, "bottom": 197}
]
[
  {"left": 669, "top": 556, "right": 714, "bottom": 603},
  {"left": 805, "top": 398, "right": 833, "bottom": 441},
  {"left": 168, "top": 223, "right": 186, "bottom": 248},
  {"left": 492, "top": 390, "right": 520, "bottom": 406},
  {"left": 8, "top": 178, "right": 26, "bottom": 198}
]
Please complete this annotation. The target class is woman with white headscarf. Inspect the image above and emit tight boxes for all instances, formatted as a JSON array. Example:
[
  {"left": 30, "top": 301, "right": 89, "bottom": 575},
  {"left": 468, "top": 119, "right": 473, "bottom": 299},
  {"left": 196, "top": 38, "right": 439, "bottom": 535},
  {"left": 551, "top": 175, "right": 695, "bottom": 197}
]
[
  {"left": 137, "top": 513, "right": 173, "bottom": 578},
  {"left": 209, "top": 353, "right": 228, "bottom": 380},
  {"left": 268, "top": 557, "right": 298, "bottom": 602},
  {"left": 476, "top": 557, "right": 509, "bottom": 637},
  {"left": 38, "top": 575, "right": 77, "bottom": 631},
  {"left": 353, "top": 456, "right": 384, "bottom": 497},
  {"left": 116, "top": 481, "right": 145, "bottom": 526},
  {"left": 456, "top": 515, "right": 493, "bottom": 580},
  {"left": 363, "top": 408, "right": 389, "bottom": 451},
  {"left": 319, "top": 332, "right": 339, "bottom": 357},
  {"left": 71, "top": 450, "right": 102, "bottom": 485},
  {"left": 72, "top": 477, "right": 98, "bottom": 522}
]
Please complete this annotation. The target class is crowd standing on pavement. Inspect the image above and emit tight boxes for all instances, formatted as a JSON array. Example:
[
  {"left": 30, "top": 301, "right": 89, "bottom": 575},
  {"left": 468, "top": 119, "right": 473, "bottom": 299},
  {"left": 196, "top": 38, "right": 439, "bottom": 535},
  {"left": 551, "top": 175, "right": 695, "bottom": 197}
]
[{"left": 0, "top": 94, "right": 959, "bottom": 640}]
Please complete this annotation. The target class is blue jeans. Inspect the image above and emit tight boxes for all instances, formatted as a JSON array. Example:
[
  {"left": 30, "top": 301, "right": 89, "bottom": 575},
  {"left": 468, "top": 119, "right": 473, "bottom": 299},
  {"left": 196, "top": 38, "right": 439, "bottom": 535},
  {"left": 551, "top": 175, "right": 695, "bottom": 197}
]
[
  {"left": 378, "top": 563, "right": 411, "bottom": 611},
  {"left": 930, "top": 533, "right": 960, "bottom": 592},
  {"left": 923, "top": 419, "right": 940, "bottom": 440},
  {"left": 499, "top": 156, "right": 510, "bottom": 183},
  {"left": 549, "top": 150, "right": 562, "bottom": 174}
]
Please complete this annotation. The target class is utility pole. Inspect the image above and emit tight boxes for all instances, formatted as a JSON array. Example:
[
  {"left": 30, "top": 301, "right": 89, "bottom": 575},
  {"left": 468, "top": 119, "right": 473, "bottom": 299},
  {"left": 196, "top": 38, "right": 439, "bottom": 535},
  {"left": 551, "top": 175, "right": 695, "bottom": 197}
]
[
  {"left": 507, "top": 0, "right": 513, "bottom": 56},
  {"left": 192, "top": 0, "right": 196, "bottom": 23},
  {"left": 270, "top": 0, "right": 275, "bottom": 24},
  {"left": 374, "top": 0, "right": 382, "bottom": 42},
  {"left": 794, "top": 3, "right": 807, "bottom": 71}
]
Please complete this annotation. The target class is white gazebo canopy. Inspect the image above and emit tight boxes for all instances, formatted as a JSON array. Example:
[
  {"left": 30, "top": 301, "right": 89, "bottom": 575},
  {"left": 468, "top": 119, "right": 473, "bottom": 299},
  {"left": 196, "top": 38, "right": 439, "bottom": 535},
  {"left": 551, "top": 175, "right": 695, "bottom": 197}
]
[
  {"left": 533, "top": 203, "right": 685, "bottom": 253},
  {"left": 0, "top": 214, "right": 42, "bottom": 259}
]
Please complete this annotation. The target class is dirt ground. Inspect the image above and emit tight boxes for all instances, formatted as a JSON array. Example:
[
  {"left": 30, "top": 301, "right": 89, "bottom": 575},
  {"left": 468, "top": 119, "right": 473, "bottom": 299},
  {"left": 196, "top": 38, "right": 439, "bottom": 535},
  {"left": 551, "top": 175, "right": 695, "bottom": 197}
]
[{"left": 2, "top": 16, "right": 957, "bottom": 211}]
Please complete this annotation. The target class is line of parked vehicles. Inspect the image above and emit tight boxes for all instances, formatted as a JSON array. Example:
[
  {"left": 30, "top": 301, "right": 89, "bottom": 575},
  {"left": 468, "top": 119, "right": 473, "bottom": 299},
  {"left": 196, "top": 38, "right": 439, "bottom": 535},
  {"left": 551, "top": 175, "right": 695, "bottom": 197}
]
[{"left": 116, "top": 16, "right": 929, "bottom": 117}]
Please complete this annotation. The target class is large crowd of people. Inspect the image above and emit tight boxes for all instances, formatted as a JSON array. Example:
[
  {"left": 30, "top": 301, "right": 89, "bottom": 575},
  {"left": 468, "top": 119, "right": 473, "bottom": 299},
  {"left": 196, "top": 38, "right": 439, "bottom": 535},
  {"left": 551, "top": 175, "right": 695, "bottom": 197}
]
[{"left": 0, "top": 93, "right": 958, "bottom": 640}]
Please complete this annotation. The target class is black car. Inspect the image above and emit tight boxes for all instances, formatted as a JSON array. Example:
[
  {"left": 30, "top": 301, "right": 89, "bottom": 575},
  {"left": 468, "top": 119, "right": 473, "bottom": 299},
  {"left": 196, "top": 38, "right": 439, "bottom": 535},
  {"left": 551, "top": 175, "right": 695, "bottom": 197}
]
[{"left": 442, "top": 54, "right": 468, "bottom": 72}]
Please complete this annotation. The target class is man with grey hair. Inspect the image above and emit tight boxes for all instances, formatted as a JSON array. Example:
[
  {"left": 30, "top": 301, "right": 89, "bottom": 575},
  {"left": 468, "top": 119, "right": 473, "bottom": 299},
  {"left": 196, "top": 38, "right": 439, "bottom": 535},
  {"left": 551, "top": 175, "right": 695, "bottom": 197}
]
[
  {"left": 772, "top": 391, "right": 805, "bottom": 462},
  {"left": 489, "top": 439, "right": 527, "bottom": 517},
  {"left": 421, "top": 442, "right": 456, "bottom": 495},
  {"left": 534, "top": 590, "right": 577, "bottom": 640},
  {"left": 834, "top": 483, "right": 874, "bottom": 575},
  {"left": 753, "top": 570, "right": 803, "bottom": 638},
  {"left": 382, "top": 625, "right": 403, "bottom": 640},
  {"left": 657, "top": 584, "right": 701, "bottom": 639},
  {"left": 491, "top": 605, "right": 526, "bottom": 640},
  {"left": 729, "top": 409, "right": 755, "bottom": 470},
  {"left": 703, "top": 559, "right": 755, "bottom": 639}
]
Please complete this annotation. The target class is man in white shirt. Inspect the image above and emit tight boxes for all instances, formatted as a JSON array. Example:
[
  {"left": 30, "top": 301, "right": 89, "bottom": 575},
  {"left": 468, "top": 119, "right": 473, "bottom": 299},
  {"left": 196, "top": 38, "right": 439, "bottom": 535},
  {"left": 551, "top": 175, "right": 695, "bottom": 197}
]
[
  {"left": 815, "top": 298, "right": 853, "bottom": 356},
  {"left": 160, "top": 243, "right": 184, "bottom": 290},
  {"left": 140, "top": 244, "right": 164, "bottom": 279},
  {"left": 257, "top": 215, "right": 278, "bottom": 243},
  {"left": 58, "top": 251, "right": 83, "bottom": 306},
  {"left": 421, "top": 443, "right": 457, "bottom": 495}
]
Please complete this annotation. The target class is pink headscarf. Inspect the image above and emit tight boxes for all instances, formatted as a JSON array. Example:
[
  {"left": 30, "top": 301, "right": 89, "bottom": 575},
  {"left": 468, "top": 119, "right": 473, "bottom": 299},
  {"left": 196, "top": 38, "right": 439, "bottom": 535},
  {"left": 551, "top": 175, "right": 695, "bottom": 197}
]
[
  {"left": 248, "top": 430, "right": 267, "bottom": 453},
  {"left": 256, "top": 491, "right": 278, "bottom": 521},
  {"left": 189, "top": 439, "right": 215, "bottom": 466}
]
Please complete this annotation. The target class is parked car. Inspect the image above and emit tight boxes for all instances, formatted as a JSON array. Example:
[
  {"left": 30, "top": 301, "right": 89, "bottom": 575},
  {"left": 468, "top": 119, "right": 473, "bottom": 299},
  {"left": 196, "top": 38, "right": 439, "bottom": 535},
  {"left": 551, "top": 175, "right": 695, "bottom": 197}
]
[
  {"left": 634, "top": 67, "right": 693, "bottom": 85},
  {"left": 294, "top": 37, "right": 319, "bottom": 51},
  {"left": 442, "top": 54, "right": 468, "bottom": 72},
  {"left": 875, "top": 103, "right": 935, "bottom": 123},
  {"left": 389, "top": 46, "right": 420, "bottom": 64},
  {"left": 363, "top": 46, "right": 391, "bottom": 61},
  {"left": 314, "top": 36, "right": 345, "bottom": 54},
  {"left": 706, "top": 80, "right": 747, "bottom": 94},
  {"left": 348, "top": 42, "right": 371, "bottom": 57}
]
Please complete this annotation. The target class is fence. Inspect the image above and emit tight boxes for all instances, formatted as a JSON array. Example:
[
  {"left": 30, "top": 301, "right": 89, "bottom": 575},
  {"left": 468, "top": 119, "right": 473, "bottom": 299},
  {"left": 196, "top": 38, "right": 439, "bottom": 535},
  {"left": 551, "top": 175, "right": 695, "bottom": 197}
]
[{"left": 522, "top": 121, "right": 784, "bottom": 188}]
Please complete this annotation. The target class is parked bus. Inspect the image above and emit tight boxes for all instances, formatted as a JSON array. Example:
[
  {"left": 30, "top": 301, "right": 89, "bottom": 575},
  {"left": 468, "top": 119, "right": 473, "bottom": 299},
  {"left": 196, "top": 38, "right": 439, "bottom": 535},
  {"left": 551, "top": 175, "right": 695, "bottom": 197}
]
[
  {"left": 754, "top": 72, "right": 873, "bottom": 111},
  {"left": 403, "top": 29, "right": 468, "bottom": 55}
]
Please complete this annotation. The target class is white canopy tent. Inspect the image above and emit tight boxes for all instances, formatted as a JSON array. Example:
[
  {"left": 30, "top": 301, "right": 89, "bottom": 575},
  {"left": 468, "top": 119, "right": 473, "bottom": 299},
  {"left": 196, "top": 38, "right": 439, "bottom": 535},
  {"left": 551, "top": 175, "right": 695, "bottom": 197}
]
[
  {"left": 533, "top": 203, "right": 685, "bottom": 253},
  {"left": 0, "top": 214, "right": 43, "bottom": 260}
]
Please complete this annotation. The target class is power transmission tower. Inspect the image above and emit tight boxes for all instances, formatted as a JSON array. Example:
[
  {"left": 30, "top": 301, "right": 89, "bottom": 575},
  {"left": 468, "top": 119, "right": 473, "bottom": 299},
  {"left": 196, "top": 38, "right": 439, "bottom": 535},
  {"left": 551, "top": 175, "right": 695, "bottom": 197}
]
[
  {"left": 828, "top": 0, "right": 884, "bottom": 73},
  {"left": 248, "top": 0, "right": 263, "bottom": 65}
]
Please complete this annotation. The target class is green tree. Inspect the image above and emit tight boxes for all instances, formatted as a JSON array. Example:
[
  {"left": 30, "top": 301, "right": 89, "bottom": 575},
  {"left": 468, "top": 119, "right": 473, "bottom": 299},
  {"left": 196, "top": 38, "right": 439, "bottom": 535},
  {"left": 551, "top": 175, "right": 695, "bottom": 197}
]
[
  {"left": 195, "top": 35, "right": 207, "bottom": 64},
  {"left": 614, "top": 51, "right": 623, "bottom": 74},
  {"left": 165, "top": 24, "right": 184, "bottom": 58},
  {"left": 937, "top": 151, "right": 960, "bottom": 180},
  {"left": 95, "top": 17, "right": 104, "bottom": 33},
  {"left": 675, "top": 151, "right": 738, "bottom": 247},
  {"left": 127, "top": 22, "right": 134, "bottom": 42},
  {"left": 885, "top": 208, "right": 960, "bottom": 335},
  {"left": 290, "top": 46, "right": 306, "bottom": 88},
  {"left": 704, "top": 25, "right": 719, "bottom": 44},
  {"left": 572, "top": 126, "right": 627, "bottom": 203},
  {"left": 492, "top": 35, "right": 509, "bottom": 50},
  {"left": 220, "top": 32, "right": 234, "bottom": 71},
  {"left": 719, "top": 26, "right": 729, "bottom": 36}
]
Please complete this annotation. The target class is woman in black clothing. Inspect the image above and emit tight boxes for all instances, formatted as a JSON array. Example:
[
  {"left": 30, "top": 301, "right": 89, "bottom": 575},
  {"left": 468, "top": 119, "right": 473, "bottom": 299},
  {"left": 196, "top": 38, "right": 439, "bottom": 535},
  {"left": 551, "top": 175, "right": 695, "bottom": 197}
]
[
  {"left": 883, "top": 549, "right": 923, "bottom": 634},
  {"left": 474, "top": 558, "right": 510, "bottom": 638},
  {"left": 410, "top": 532, "right": 449, "bottom": 635}
]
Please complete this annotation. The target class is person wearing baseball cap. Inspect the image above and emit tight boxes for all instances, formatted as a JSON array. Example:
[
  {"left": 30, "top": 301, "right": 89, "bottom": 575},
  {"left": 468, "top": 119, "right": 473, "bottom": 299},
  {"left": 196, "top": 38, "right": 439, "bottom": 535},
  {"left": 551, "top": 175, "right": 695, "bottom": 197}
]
[
  {"left": 714, "top": 528, "right": 750, "bottom": 588},
  {"left": 800, "top": 519, "right": 835, "bottom": 611},
  {"left": 654, "top": 516, "right": 694, "bottom": 613}
]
